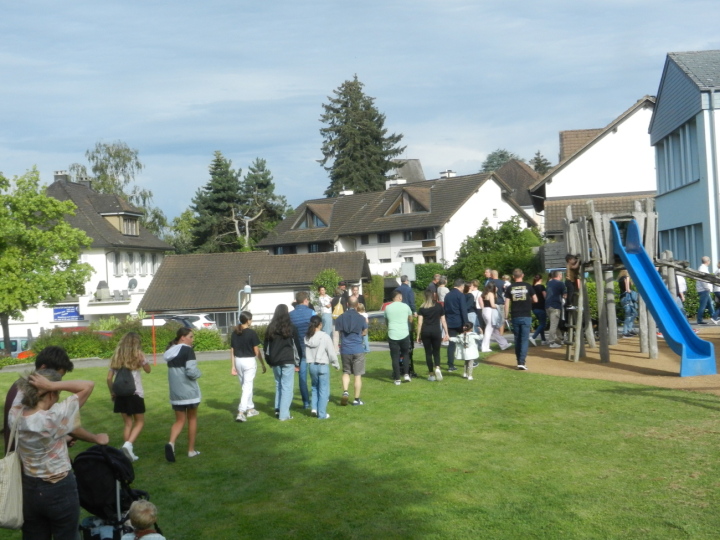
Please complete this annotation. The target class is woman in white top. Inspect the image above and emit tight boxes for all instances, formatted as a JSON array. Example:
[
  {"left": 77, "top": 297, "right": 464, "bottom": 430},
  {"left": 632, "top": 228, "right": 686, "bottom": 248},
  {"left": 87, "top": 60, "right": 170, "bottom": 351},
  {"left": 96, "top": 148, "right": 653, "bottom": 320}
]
[
  {"left": 316, "top": 286, "right": 333, "bottom": 336},
  {"left": 481, "top": 282, "right": 509, "bottom": 352},
  {"left": 10, "top": 369, "right": 108, "bottom": 539}
]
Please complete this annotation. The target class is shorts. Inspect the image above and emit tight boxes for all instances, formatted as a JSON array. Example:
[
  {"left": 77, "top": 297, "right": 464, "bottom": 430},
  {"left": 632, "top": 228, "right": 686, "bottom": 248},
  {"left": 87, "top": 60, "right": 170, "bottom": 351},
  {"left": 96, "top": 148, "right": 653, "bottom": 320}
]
[
  {"left": 113, "top": 394, "right": 146, "bottom": 415},
  {"left": 172, "top": 402, "right": 200, "bottom": 412},
  {"left": 341, "top": 353, "right": 365, "bottom": 375}
]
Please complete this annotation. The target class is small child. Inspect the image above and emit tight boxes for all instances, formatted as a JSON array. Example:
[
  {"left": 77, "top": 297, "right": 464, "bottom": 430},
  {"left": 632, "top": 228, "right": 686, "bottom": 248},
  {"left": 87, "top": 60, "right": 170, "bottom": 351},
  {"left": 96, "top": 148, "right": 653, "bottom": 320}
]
[
  {"left": 449, "top": 322, "right": 482, "bottom": 380},
  {"left": 357, "top": 302, "right": 371, "bottom": 353},
  {"left": 121, "top": 500, "right": 166, "bottom": 540}
]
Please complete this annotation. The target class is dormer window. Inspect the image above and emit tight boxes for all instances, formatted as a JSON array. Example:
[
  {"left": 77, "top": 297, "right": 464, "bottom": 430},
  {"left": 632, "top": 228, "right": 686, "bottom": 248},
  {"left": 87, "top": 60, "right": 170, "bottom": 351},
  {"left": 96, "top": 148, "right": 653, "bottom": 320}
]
[
  {"left": 296, "top": 210, "right": 326, "bottom": 229},
  {"left": 123, "top": 218, "right": 139, "bottom": 236},
  {"left": 387, "top": 192, "right": 428, "bottom": 215}
]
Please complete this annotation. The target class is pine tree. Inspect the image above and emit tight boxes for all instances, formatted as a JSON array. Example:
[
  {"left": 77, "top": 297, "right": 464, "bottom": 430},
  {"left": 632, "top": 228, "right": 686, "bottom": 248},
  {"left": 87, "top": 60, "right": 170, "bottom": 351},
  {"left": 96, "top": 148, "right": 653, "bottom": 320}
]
[
  {"left": 320, "top": 76, "right": 405, "bottom": 197},
  {"left": 529, "top": 150, "right": 552, "bottom": 175},
  {"left": 191, "top": 151, "right": 243, "bottom": 253},
  {"left": 240, "top": 158, "right": 291, "bottom": 245}
]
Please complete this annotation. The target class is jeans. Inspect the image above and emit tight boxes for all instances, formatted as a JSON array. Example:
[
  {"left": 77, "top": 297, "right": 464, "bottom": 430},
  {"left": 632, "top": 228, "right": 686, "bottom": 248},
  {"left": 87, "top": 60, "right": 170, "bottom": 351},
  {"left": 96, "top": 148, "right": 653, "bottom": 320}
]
[
  {"left": 234, "top": 356, "right": 257, "bottom": 412},
  {"left": 532, "top": 308, "right": 547, "bottom": 340},
  {"left": 713, "top": 292, "right": 720, "bottom": 320},
  {"left": 363, "top": 334, "right": 370, "bottom": 353},
  {"left": 309, "top": 363, "right": 331, "bottom": 419},
  {"left": 447, "top": 328, "right": 461, "bottom": 367},
  {"left": 697, "top": 290, "right": 712, "bottom": 323},
  {"left": 22, "top": 471, "right": 79, "bottom": 540},
  {"left": 273, "top": 364, "right": 295, "bottom": 420},
  {"left": 388, "top": 336, "right": 411, "bottom": 380},
  {"left": 321, "top": 313, "right": 333, "bottom": 336},
  {"left": 421, "top": 331, "right": 442, "bottom": 371},
  {"left": 547, "top": 307, "right": 562, "bottom": 345},
  {"left": 511, "top": 316, "right": 532, "bottom": 366},
  {"left": 621, "top": 294, "right": 637, "bottom": 334},
  {"left": 298, "top": 357, "right": 310, "bottom": 408},
  {"left": 468, "top": 311, "right": 478, "bottom": 334}
]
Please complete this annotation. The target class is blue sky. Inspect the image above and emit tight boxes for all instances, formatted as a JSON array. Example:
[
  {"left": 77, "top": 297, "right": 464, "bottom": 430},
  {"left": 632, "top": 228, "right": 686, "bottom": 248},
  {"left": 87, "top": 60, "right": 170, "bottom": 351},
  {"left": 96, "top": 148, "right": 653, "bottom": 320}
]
[{"left": 2, "top": 1, "right": 720, "bottom": 222}]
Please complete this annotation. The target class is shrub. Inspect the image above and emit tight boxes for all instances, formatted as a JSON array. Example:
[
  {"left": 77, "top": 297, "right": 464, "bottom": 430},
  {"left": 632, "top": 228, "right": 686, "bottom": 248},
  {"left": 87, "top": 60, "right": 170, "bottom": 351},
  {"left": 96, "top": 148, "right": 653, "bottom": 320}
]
[
  {"left": 193, "top": 329, "right": 225, "bottom": 351},
  {"left": 363, "top": 275, "right": 385, "bottom": 311},
  {"left": 414, "top": 263, "right": 445, "bottom": 292},
  {"left": 367, "top": 319, "right": 388, "bottom": 342}
]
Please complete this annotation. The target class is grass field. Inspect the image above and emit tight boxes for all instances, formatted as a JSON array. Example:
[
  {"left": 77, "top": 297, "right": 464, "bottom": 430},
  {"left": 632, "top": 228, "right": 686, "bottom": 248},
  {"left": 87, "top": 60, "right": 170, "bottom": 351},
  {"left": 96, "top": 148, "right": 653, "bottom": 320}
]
[{"left": 2, "top": 352, "right": 720, "bottom": 539}]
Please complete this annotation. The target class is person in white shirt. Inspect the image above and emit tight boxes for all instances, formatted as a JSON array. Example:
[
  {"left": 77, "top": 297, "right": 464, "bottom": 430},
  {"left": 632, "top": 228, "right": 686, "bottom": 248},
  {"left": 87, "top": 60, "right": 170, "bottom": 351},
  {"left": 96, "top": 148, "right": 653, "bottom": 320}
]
[
  {"left": 316, "top": 286, "right": 333, "bottom": 335},
  {"left": 696, "top": 256, "right": 713, "bottom": 324}
]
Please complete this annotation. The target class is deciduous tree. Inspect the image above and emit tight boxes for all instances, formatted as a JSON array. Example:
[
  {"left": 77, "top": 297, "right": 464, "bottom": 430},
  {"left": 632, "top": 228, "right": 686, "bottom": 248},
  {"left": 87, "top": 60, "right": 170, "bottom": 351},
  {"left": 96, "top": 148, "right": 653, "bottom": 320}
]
[
  {"left": 0, "top": 169, "right": 93, "bottom": 354},
  {"left": 320, "top": 76, "right": 405, "bottom": 197},
  {"left": 481, "top": 149, "right": 523, "bottom": 173}
]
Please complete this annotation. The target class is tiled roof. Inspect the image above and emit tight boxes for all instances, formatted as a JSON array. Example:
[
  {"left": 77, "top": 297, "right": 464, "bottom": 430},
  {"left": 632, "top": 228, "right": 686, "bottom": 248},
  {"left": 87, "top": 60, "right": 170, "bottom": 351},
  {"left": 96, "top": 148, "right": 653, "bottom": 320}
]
[
  {"left": 494, "top": 159, "right": 540, "bottom": 207},
  {"left": 391, "top": 159, "right": 426, "bottom": 183},
  {"left": 138, "top": 251, "right": 371, "bottom": 312},
  {"left": 257, "top": 173, "right": 537, "bottom": 247},
  {"left": 47, "top": 180, "right": 172, "bottom": 251},
  {"left": 559, "top": 129, "right": 603, "bottom": 162},
  {"left": 668, "top": 50, "right": 720, "bottom": 89},
  {"left": 544, "top": 192, "right": 656, "bottom": 234}
]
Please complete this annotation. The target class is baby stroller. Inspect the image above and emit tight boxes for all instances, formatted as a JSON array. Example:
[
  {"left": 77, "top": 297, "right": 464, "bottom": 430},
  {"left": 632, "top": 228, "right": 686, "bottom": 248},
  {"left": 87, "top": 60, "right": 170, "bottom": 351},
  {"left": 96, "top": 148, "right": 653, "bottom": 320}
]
[{"left": 73, "top": 445, "right": 153, "bottom": 540}]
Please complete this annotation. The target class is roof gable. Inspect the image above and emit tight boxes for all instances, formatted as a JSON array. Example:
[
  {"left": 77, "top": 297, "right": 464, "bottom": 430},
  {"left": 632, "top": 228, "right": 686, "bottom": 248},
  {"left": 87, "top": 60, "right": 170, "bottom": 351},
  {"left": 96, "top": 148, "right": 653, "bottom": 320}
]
[{"left": 494, "top": 159, "right": 540, "bottom": 207}]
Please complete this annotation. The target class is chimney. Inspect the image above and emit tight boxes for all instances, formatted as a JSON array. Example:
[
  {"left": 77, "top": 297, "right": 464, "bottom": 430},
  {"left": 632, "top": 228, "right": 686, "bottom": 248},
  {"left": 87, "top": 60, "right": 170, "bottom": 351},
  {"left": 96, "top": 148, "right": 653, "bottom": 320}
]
[
  {"left": 54, "top": 170, "right": 70, "bottom": 183},
  {"left": 385, "top": 177, "right": 407, "bottom": 190},
  {"left": 439, "top": 169, "right": 456, "bottom": 179}
]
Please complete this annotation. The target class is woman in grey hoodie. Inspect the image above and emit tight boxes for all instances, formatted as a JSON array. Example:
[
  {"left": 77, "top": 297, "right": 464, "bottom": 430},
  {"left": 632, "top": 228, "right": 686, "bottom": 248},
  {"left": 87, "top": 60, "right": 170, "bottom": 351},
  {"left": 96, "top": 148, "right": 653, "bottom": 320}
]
[
  {"left": 304, "top": 315, "right": 339, "bottom": 420},
  {"left": 163, "top": 327, "right": 201, "bottom": 462}
]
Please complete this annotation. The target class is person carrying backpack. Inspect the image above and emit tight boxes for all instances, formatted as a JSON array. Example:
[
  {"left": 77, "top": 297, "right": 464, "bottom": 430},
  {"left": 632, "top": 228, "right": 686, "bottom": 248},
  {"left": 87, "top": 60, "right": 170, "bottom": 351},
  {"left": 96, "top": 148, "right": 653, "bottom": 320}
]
[{"left": 107, "top": 332, "right": 151, "bottom": 462}]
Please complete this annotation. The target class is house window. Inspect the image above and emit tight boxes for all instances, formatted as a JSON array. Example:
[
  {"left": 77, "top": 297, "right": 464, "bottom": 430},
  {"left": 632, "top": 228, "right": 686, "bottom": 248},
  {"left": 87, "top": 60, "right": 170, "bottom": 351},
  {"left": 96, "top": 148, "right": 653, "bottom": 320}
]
[
  {"left": 113, "top": 253, "right": 122, "bottom": 277},
  {"left": 379, "top": 258, "right": 392, "bottom": 263},
  {"left": 296, "top": 210, "right": 326, "bottom": 230},
  {"left": 403, "top": 231, "right": 413, "bottom": 241},
  {"left": 308, "top": 243, "right": 319, "bottom": 253},
  {"left": 123, "top": 218, "right": 139, "bottom": 236},
  {"left": 388, "top": 191, "right": 428, "bottom": 215},
  {"left": 360, "top": 235, "right": 369, "bottom": 245},
  {"left": 424, "top": 254, "right": 437, "bottom": 263},
  {"left": 403, "top": 230, "right": 433, "bottom": 241},
  {"left": 274, "top": 245, "right": 297, "bottom": 255},
  {"left": 656, "top": 117, "right": 700, "bottom": 194},
  {"left": 126, "top": 253, "right": 135, "bottom": 276},
  {"left": 151, "top": 254, "right": 157, "bottom": 275},
  {"left": 377, "top": 233, "right": 391, "bottom": 244},
  {"left": 404, "top": 257, "right": 414, "bottom": 262},
  {"left": 493, "top": 209, "right": 498, "bottom": 218}
]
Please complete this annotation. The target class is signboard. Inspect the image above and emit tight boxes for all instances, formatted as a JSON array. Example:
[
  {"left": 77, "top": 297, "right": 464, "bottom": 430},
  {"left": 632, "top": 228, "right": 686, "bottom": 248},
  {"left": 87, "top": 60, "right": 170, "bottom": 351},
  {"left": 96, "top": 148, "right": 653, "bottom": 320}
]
[{"left": 53, "top": 306, "right": 84, "bottom": 322}]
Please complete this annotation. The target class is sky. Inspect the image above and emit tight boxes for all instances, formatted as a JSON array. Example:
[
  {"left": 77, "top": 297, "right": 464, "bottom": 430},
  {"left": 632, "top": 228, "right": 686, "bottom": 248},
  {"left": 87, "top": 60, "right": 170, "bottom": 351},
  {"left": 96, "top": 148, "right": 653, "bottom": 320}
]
[{"left": 2, "top": 0, "right": 720, "bottom": 223}]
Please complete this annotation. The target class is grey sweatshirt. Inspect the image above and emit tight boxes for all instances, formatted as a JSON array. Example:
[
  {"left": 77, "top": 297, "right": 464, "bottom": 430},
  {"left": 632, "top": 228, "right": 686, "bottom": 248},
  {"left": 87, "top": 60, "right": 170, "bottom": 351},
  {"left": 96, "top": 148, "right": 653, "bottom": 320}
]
[
  {"left": 304, "top": 332, "right": 339, "bottom": 368},
  {"left": 164, "top": 344, "right": 202, "bottom": 405}
]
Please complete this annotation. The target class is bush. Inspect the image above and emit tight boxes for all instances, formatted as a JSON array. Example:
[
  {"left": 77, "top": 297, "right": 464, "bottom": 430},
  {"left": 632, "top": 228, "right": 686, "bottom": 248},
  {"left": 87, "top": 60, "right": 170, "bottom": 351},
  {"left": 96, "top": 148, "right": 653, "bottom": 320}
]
[
  {"left": 414, "top": 263, "right": 445, "bottom": 292},
  {"left": 363, "top": 275, "right": 385, "bottom": 311},
  {"left": 367, "top": 319, "right": 388, "bottom": 342},
  {"left": 193, "top": 329, "right": 225, "bottom": 351}
]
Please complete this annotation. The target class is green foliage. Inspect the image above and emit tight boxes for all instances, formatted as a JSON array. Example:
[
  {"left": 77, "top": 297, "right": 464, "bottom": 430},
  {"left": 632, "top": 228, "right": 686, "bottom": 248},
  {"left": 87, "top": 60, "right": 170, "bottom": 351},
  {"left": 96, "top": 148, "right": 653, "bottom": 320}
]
[
  {"left": 0, "top": 168, "right": 94, "bottom": 355},
  {"left": 192, "top": 329, "right": 225, "bottom": 351},
  {"left": 367, "top": 318, "right": 388, "bottom": 341},
  {"left": 165, "top": 209, "right": 197, "bottom": 254},
  {"left": 449, "top": 217, "right": 543, "bottom": 282},
  {"left": 312, "top": 268, "right": 343, "bottom": 295},
  {"left": 413, "top": 263, "right": 446, "bottom": 292},
  {"left": 481, "top": 148, "right": 523, "bottom": 172},
  {"left": 191, "top": 151, "right": 244, "bottom": 253},
  {"left": 363, "top": 275, "right": 385, "bottom": 311},
  {"left": 320, "top": 76, "right": 406, "bottom": 197},
  {"left": 529, "top": 150, "right": 552, "bottom": 175},
  {"left": 241, "top": 158, "right": 292, "bottom": 245},
  {"left": 91, "top": 316, "right": 123, "bottom": 331}
]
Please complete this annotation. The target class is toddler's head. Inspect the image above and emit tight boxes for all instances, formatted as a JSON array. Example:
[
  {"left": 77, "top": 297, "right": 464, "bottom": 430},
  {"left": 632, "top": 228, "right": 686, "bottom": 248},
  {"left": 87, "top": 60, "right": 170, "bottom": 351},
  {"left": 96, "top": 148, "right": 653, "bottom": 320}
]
[{"left": 128, "top": 500, "right": 158, "bottom": 531}]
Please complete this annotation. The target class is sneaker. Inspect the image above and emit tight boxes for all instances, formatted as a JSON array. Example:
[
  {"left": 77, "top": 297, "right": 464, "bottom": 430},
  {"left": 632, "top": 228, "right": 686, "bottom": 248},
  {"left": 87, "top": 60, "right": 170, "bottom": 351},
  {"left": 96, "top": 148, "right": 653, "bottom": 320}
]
[
  {"left": 481, "top": 348, "right": 492, "bottom": 353},
  {"left": 164, "top": 443, "right": 175, "bottom": 463},
  {"left": 500, "top": 343, "right": 512, "bottom": 351},
  {"left": 712, "top": 319, "right": 720, "bottom": 325},
  {"left": 188, "top": 450, "right": 201, "bottom": 458},
  {"left": 549, "top": 343, "right": 562, "bottom": 348},
  {"left": 352, "top": 399, "right": 364, "bottom": 406},
  {"left": 566, "top": 305, "right": 577, "bottom": 311},
  {"left": 235, "top": 412, "right": 247, "bottom": 422},
  {"left": 279, "top": 416, "right": 294, "bottom": 421},
  {"left": 428, "top": 375, "right": 436, "bottom": 381},
  {"left": 434, "top": 367, "right": 443, "bottom": 381},
  {"left": 697, "top": 321, "right": 708, "bottom": 325},
  {"left": 122, "top": 442, "right": 138, "bottom": 462},
  {"left": 274, "top": 409, "right": 279, "bottom": 418},
  {"left": 529, "top": 337, "right": 536, "bottom": 346},
  {"left": 517, "top": 365, "right": 528, "bottom": 370},
  {"left": 403, "top": 374, "right": 411, "bottom": 382},
  {"left": 246, "top": 409, "right": 260, "bottom": 418},
  {"left": 467, "top": 376, "right": 474, "bottom": 381},
  {"left": 394, "top": 380, "right": 401, "bottom": 386},
  {"left": 341, "top": 392, "right": 349, "bottom": 406},
  {"left": 462, "top": 373, "right": 468, "bottom": 379},
  {"left": 447, "top": 366, "right": 458, "bottom": 372},
  {"left": 323, "top": 414, "right": 330, "bottom": 419},
  {"left": 311, "top": 410, "right": 318, "bottom": 417},
  {"left": 472, "top": 362, "right": 479, "bottom": 368}
]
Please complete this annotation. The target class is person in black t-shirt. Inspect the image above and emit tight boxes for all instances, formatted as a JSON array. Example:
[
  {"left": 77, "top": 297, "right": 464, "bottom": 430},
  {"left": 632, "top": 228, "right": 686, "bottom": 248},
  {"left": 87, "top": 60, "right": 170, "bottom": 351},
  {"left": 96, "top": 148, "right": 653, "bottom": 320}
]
[
  {"left": 504, "top": 269, "right": 537, "bottom": 370},
  {"left": 416, "top": 290, "right": 449, "bottom": 381},
  {"left": 230, "top": 311, "right": 267, "bottom": 422},
  {"left": 530, "top": 274, "right": 547, "bottom": 346}
]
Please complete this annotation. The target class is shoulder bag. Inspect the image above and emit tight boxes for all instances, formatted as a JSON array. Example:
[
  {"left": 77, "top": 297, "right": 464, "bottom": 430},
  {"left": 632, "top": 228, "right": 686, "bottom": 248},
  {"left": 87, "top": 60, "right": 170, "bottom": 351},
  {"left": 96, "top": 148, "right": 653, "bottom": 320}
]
[{"left": 0, "top": 419, "right": 24, "bottom": 529}]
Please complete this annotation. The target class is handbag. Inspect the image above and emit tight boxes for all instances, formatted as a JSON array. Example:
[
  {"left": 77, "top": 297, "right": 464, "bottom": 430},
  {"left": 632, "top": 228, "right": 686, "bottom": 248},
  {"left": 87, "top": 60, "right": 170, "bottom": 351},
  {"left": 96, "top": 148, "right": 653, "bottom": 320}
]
[{"left": 0, "top": 419, "right": 24, "bottom": 529}]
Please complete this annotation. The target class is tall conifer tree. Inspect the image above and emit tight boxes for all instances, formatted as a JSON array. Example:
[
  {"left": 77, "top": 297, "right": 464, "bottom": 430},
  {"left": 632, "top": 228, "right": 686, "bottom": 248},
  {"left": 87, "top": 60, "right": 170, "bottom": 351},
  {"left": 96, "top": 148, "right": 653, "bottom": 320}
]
[
  {"left": 319, "top": 76, "right": 405, "bottom": 197},
  {"left": 240, "top": 158, "right": 291, "bottom": 245}
]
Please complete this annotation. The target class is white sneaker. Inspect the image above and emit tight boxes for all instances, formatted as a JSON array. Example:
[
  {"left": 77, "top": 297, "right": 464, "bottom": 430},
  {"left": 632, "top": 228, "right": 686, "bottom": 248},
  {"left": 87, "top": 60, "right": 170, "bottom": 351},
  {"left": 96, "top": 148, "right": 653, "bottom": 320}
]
[
  {"left": 467, "top": 376, "right": 474, "bottom": 381},
  {"left": 517, "top": 365, "right": 528, "bottom": 371},
  {"left": 529, "top": 337, "right": 536, "bottom": 346},
  {"left": 394, "top": 380, "right": 401, "bottom": 386},
  {"left": 500, "top": 343, "right": 512, "bottom": 351},
  {"left": 434, "top": 367, "right": 443, "bottom": 381},
  {"left": 236, "top": 412, "right": 247, "bottom": 422},
  {"left": 428, "top": 375, "right": 436, "bottom": 381},
  {"left": 122, "top": 441, "right": 138, "bottom": 462},
  {"left": 403, "top": 374, "right": 411, "bottom": 382},
  {"left": 549, "top": 343, "right": 562, "bottom": 349},
  {"left": 246, "top": 409, "right": 260, "bottom": 418},
  {"left": 462, "top": 373, "right": 468, "bottom": 379},
  {"left": 311, "top": 410, "right": 318, "bottom": 417},
  {"left": 481, "top": 348, "right": 492, "bottom": 353}
]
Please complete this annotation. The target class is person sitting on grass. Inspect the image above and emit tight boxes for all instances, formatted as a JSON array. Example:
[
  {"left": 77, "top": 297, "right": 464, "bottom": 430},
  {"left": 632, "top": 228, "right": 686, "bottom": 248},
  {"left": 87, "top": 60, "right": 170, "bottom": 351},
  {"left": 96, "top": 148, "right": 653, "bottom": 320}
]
[{"left": 121, "top": 500, "right": 166, "bottom": 540}]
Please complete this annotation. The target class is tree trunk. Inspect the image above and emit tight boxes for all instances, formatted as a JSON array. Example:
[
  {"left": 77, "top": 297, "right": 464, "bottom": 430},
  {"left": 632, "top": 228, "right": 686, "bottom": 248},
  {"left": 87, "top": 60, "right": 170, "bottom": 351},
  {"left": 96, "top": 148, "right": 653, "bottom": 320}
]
[{"left": 0, "top": 313, "right": 11, "bottom": 358}]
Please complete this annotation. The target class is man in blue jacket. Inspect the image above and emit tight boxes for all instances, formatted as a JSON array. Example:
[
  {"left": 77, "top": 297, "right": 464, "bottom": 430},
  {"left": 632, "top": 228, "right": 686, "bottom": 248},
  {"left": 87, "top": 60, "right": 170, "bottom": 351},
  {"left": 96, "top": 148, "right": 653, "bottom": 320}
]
[
  {"left": 443, "top": 278, "right": 468, "bottom": 372},
  {"left": 289, "top": 291, "right": 315, "bottom": 409}
]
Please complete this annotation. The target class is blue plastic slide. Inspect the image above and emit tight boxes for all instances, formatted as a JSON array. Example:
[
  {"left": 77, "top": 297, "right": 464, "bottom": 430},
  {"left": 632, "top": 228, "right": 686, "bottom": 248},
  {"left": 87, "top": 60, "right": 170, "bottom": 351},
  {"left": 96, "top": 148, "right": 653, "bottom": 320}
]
[{"left": 611, "top": 220, "right": 717, "bottom": 377}]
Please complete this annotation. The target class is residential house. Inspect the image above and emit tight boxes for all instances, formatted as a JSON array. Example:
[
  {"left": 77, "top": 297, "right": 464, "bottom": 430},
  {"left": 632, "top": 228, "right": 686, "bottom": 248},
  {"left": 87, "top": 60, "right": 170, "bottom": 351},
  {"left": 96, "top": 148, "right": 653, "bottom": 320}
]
[
  {"left": 530, "top": 96, "right": 657, "bottom": 241},
  {"left": 257, "top": 172, "right": 537, "bottom": 275},
  {"left": 8, "top": 173, "right": 172, "bottom": 337},
  {"left": 650, "top": 50, "right": 720, "bottom": 265},
  {"left": 138, "top": 251, "right": 372, "bottom": 330}
]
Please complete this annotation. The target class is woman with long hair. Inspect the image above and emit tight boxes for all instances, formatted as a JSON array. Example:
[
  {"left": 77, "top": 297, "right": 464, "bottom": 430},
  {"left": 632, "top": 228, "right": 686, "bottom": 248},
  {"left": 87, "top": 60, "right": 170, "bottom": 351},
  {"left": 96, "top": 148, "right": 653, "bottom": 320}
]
[
  {"left": 231, "top": 311, "right": 266, "bottom": 422},
  {"left": 107, "top": 332, "right": 151, "bottom": 462},
  {"left": 264, "top": 304, "right": 302, "bottom": 421},
  {"left": 10, "top": 369, "right": 108, "bottom": 538},
  {"left": 163, "top": 327, "right": 202, "bottom": 462},
  {"left": 481, "top": 282, "right": 509, "bottom": 352},
  {"left": 416, "top": 290, "right": 449, "bottom": 381},
  {"left": 304, "top": 315, "right": 340, "bottom": 419},
  {"left": 530, "top": 274, "right": 547, "bottom": 346}
]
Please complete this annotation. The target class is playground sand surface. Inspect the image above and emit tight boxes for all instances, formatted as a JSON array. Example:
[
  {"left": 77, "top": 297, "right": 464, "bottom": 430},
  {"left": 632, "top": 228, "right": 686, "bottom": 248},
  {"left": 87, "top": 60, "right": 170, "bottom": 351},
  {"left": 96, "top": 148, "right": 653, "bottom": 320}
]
[{"left": 486, "top": 326, "right": 720, "bottom": 396}]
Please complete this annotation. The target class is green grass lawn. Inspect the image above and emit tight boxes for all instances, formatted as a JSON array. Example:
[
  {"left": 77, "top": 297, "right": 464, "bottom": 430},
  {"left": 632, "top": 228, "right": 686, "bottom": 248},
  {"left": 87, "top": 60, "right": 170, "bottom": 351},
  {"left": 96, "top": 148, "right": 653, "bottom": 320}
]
[{"left": 2, "top": 352, "right": 720, "bottom": 539}]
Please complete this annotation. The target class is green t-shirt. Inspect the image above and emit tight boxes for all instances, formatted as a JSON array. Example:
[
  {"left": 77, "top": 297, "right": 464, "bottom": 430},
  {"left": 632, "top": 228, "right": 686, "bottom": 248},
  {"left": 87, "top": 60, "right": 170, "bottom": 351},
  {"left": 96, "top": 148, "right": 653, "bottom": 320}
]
[{"left": 384, "top": 301, "right": 412, "bottom": 340}]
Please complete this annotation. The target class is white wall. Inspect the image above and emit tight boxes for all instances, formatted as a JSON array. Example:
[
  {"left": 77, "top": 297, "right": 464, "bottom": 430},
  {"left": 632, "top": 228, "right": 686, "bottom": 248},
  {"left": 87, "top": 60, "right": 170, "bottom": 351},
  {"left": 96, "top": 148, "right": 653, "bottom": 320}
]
[{"left": 546, "top": 107, "right": 656, "bottom": 198}]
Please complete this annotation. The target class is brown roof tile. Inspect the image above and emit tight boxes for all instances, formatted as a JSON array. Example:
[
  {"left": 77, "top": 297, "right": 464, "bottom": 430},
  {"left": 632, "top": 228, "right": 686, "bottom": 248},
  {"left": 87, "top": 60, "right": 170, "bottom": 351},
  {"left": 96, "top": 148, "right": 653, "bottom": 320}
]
[
  {"left": 559, "top": 129, "right": 603, "bottom": 162},
  {"left": 544, "top": 192, "right": 656, "bottom": 234}
]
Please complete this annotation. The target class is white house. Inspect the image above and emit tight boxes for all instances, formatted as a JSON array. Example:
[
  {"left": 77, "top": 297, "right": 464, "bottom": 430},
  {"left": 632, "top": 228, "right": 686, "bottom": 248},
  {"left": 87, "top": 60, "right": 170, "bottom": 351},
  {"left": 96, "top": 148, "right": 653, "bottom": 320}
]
[
  {"left": 257, "top": 172, "right": 537, "bottom": 275},
  {"left": 530, "top": 96, "right": 657, "bottom": 239},
  {"left": 8, "top": 173, "right": 172, "bottom": 338},
  {"left": 650, "top": 50, "right": 720, "bottom": 265}
]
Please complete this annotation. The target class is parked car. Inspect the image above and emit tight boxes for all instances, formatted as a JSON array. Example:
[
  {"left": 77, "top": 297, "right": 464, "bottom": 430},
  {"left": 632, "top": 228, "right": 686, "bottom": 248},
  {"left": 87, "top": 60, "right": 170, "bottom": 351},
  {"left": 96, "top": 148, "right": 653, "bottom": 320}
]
[
  {"left": 0, "top": 338, "right": 30, "bottom": 358},
  {"left": 140, "top": 315, "right": 193, "bottom": 329},
  {"left": 167, "top": 313, "right": 217, "bottom": 330}
]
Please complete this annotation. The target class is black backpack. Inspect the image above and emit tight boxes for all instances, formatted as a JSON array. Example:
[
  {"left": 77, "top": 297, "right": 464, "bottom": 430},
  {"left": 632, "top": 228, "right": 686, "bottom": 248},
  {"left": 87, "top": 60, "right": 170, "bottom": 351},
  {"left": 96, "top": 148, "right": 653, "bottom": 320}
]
[{"left": 112, "top": 368, "right": 136, "bottom": 397}]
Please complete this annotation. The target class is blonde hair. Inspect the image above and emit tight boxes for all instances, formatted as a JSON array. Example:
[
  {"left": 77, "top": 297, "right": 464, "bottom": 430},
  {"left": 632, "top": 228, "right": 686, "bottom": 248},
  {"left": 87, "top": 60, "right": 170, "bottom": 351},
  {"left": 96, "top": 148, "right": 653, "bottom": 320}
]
[
  {"left": 357, "top": 302, "right": 366, "bottom": 313},
  {"left": 110, "top": 332, "right": 145, "bottom": 371},
  {"left": 128, "top": 500, "right": 158, "bottom": 530},
  {"left": 17, "top": 369, "right": 62, "bottom": 408},
  {"left": 420, "top": 290, "right": 436, "bottom": 309}
]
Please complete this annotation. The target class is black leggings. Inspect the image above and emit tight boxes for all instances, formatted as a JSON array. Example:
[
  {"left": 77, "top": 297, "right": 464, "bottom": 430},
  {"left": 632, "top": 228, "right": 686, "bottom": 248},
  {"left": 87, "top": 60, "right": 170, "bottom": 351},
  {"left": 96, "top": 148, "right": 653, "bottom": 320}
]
[{"left": 421, "top": 332, "right": 442, "bottom": 371}]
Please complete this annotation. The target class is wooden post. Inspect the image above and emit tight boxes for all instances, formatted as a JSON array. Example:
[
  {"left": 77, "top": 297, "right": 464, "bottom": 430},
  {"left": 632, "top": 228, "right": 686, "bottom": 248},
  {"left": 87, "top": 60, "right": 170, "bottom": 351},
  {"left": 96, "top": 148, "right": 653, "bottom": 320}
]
[
  {"left": 645, "top": 206, "right": 658, "bottom": 359},
  {"left": 588, "top": 203, "right": 608, "bottom": 362},
  {"left": 603, "top": 213, "right": 618, "bottom": 345}
]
